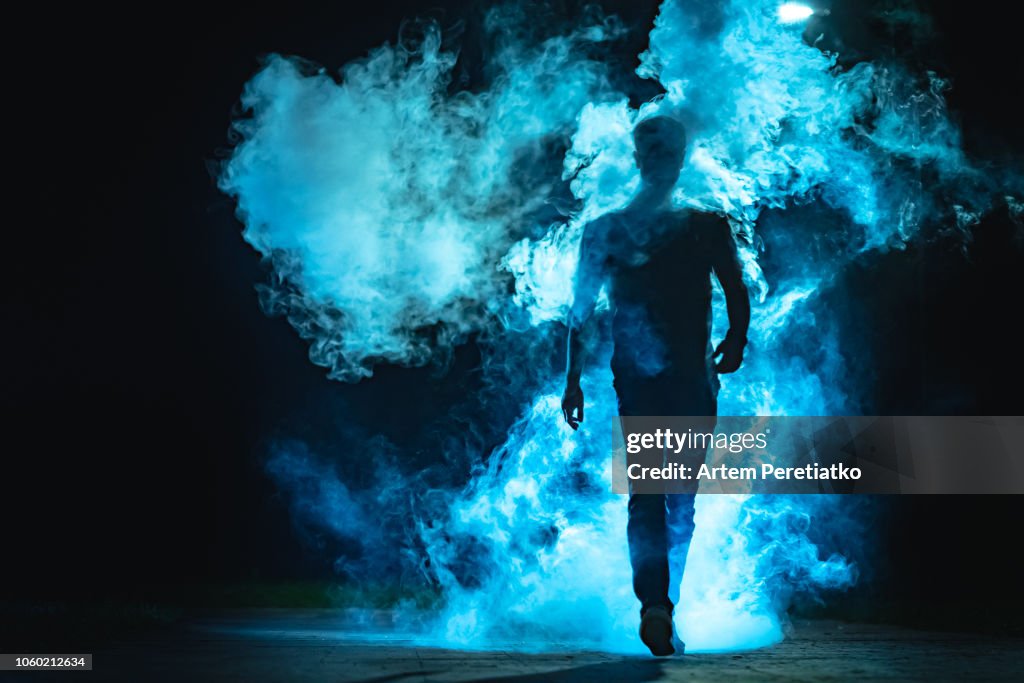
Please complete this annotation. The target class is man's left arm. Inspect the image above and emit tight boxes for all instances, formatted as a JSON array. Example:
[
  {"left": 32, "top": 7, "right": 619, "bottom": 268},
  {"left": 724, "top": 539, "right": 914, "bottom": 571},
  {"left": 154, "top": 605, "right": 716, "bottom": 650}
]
[{"left": 711, "top": 219, "right": 750, "bottom": 374}]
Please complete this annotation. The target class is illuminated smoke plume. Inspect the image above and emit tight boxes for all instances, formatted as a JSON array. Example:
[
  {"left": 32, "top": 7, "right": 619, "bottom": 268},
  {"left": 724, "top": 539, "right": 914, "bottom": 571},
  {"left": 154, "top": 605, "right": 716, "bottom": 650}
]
[
  {"left": 220, "top": 0, "right": 1017, "bottom": 653},
  {"left": 219, "top": 8, "right": 621, "bottom": 381}
]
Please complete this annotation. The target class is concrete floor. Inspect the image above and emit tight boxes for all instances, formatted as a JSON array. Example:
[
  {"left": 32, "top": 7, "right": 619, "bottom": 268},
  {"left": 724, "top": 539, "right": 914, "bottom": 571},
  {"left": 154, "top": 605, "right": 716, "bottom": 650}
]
[{"left": 23, "top": 609, "right": 1024, "bottom": 682}]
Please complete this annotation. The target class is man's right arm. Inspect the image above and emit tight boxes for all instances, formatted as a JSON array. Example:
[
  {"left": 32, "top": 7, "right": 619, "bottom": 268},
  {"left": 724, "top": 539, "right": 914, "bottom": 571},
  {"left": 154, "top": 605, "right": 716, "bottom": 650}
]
[{"left": 562, "top": 226, "right": 603, "bottom": 429}]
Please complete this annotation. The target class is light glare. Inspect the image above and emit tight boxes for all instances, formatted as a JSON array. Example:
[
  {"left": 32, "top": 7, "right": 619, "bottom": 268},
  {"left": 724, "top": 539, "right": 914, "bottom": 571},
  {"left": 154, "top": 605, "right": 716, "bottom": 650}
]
[{"left": 778, "top": 3, "right": 814, "bottom": 23}]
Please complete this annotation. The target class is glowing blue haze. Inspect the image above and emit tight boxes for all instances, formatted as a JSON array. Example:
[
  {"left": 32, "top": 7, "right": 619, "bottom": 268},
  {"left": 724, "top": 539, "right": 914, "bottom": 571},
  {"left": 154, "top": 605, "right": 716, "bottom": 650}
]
[{"left": 219, "top": 0, "right": 1016, "bottom": 653}]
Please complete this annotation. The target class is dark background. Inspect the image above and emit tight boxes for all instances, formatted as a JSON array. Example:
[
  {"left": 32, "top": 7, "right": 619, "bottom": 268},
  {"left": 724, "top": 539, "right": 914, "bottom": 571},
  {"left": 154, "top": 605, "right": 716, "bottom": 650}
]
[{"left": 4, "top": 0, "right": 1023, "bottom": 641}]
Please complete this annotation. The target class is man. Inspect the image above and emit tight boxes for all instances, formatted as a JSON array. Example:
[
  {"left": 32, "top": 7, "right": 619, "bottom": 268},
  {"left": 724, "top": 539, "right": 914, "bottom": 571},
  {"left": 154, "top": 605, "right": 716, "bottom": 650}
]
[{"left": 561, "top": 115, "right": 750, "bottom": 656}]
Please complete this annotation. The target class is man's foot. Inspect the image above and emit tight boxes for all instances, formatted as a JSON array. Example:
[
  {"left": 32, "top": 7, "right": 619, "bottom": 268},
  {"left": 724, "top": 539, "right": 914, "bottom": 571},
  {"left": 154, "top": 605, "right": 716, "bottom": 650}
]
[{"left": 639, "top": 606, "right": 675, "bottom": 656}]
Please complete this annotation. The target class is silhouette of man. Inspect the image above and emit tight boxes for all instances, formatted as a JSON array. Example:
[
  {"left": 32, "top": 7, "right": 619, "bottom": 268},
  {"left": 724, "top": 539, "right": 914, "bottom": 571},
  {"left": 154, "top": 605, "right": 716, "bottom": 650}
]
[{"left": 561, "top": 116, "right": 750, "bottom": 656}]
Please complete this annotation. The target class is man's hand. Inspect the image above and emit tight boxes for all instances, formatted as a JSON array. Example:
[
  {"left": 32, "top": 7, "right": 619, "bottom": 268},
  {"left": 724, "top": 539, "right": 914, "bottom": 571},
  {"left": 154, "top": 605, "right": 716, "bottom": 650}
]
[
  {"left": 561, "top": 380, "right": 585, "bottom": 430},
  {"left": 713, "top": 333, "right": 746, "bottom": 374}
]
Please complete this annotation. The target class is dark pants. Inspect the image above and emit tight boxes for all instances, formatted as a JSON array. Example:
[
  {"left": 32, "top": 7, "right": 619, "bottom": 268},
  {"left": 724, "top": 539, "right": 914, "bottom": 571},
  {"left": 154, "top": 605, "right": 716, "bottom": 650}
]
[{"left": 614, "top": 369, "right": 717, "bottom": 617}]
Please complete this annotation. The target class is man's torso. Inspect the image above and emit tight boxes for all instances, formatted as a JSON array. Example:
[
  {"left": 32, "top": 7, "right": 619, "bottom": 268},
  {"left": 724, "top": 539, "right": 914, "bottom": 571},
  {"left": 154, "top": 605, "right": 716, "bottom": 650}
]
[{"left": 581, "top": 207, "right": 728, "bottom": 381}]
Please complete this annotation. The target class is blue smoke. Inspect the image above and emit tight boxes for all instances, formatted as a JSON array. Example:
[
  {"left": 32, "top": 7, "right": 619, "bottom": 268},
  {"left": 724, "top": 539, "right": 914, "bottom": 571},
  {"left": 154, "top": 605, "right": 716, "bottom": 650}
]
[{"left": 219, "top": 0, "right": 1018, "bottom": 653}]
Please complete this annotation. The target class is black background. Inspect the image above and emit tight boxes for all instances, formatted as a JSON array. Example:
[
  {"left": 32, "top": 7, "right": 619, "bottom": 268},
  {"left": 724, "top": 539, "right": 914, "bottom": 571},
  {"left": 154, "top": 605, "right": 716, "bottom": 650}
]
[{"left": 4, "top": 0, "right": 1023, "bottom": 632}]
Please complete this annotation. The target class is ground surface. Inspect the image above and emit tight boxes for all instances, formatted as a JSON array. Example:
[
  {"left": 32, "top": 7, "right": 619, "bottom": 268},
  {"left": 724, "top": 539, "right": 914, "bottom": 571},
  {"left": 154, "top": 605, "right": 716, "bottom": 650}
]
[{"left": 10, "top": 609, "right": 1023, "bottom": 682}]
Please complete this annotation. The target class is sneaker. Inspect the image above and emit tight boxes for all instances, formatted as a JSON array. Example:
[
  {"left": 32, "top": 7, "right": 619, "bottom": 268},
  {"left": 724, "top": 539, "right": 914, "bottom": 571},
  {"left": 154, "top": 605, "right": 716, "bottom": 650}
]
[{"left": 639, "top": 606, "right": 675, "bottom": 656}]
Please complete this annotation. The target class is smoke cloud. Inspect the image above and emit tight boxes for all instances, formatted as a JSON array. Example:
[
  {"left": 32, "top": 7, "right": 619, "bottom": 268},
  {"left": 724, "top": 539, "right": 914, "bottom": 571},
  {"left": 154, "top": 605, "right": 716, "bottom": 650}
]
[{"left": 220, "top": 0, "right": 1017, "bottom": 653}]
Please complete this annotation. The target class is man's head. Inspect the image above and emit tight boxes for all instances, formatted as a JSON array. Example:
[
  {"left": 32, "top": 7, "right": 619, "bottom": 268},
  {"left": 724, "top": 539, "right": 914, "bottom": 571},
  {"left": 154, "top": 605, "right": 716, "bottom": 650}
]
[{"left": 633, "top": 116, "right": 687, "bottom": 189}]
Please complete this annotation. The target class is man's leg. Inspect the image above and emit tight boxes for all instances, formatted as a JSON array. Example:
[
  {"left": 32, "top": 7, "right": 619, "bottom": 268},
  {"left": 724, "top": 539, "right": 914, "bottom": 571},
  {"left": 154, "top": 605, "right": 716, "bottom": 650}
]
[
  {"left": 620, "top": 380, "right": 699, "bottom": 616},
  {"left": 666, "top": 492, "right": 696, "bottom": 607},
  {"left": 626, "top": 489, "right": 698, "bottom": 614},
  {"left": 618, "top": 373, "right": 713, "bottom": 655},
  {"left": 627, "top": 491, "right": 677, "bottom": 656},
  {"left": 662, "top": 409, "right": 715, "bottom": 631},
  {"left": 627, "top": 492, "right": 672, "bottom": 616}
]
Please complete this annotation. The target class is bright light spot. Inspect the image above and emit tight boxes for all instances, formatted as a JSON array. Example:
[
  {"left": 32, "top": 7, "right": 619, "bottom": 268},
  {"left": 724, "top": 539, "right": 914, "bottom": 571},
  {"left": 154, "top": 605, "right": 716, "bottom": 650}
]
[{"left": 778, "top": 3, "right": 814, "bottom": 23}]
